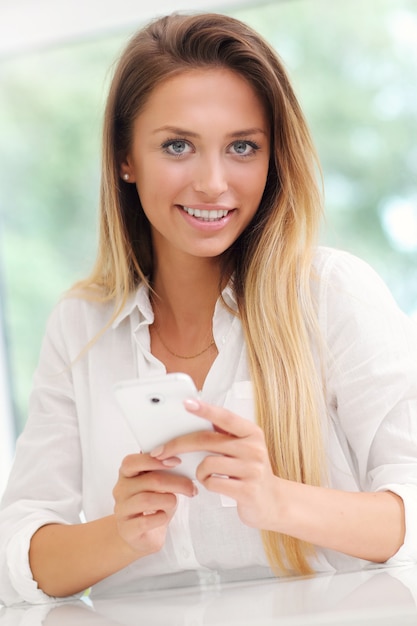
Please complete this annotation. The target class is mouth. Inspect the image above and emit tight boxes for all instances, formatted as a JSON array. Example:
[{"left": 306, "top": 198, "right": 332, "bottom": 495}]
[{"left": 180, "top": 205, "right": 230, "bottom": 222}]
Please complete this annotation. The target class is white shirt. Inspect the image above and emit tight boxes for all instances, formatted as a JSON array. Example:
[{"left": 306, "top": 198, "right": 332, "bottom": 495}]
[{"left": 1, "top": 247, "right": 417, "bottom": 606}]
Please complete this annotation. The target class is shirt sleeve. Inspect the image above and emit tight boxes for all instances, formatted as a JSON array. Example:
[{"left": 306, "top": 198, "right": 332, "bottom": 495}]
[
  {"left": 319, "top": 249, "right": 417, "bottom": 565},
  {"left": 0, "top": 302, "right": 84, "bottom": 605}
]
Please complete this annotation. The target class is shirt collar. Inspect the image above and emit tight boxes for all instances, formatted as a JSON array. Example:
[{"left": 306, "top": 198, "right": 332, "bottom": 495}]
[
  {"left": 111, "top": 283, "right": 154, "bottom": 329},
  {"left": 221, "top": 280, "right": 238, "bottom": 311},
  {"left": 111, "top": 279, "right": 238, "bottom": 329}
]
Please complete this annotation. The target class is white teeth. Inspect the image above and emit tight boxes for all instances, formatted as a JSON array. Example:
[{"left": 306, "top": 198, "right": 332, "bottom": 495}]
[{"left": 182, "top": 206, "right": 229, "bottom": 221}]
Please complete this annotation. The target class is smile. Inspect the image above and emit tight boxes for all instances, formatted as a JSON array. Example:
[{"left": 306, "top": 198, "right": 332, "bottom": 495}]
[{"left": 181, "top": 206, "right": 229, "bottom": 222}]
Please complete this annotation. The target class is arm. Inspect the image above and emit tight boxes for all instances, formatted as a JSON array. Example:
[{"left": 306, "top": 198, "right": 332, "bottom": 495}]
[
  {"left": 29, "top": 453, "right": 196, "bottom": 598},
  {"left": 29, "top": 516, "right": 136, "bottom": 599},
  {"left": 151, "top": 398, "right": 405, "bottom": 563},
  {"left": 0, "top": 298, "right": 196, "bottom": 603},
  {"left": 152, "top": 251, "right": 417, "bottom": 566},
  {"left": 270, "top": 478, "right": 405, "bottom": 563}
]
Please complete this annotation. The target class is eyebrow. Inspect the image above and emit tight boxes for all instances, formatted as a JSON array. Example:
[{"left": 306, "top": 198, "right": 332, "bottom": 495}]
[{"left": 153, "top": 125, "right": 268, "bottom": 137}]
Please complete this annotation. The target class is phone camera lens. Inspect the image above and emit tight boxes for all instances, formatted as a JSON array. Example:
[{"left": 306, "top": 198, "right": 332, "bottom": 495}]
[{"left": 147, "top": 392, "right": 164, "bottom": 405}]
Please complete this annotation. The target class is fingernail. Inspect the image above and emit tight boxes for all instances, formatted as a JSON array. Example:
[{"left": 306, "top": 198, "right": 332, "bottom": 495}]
[
  {"left": 161, "top": 458, "right": 181, "bottom": 467},
  {"left": 150, "top": 445, "right": 164, "bottom": 458},
  {"left": 184, "top": 397, "right": 201, "bottom": 411},
  {"left": 192, "top": 484, "right": 199, "bottom": 496}
]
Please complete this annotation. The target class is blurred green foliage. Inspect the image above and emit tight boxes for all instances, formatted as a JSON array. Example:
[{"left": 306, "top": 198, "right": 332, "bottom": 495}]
[
  {"left": 0, "top": 0, "right": 416, "bottom": 432},
  {"left": 234, "top": 0, "right": 417, "bottom": 304}
]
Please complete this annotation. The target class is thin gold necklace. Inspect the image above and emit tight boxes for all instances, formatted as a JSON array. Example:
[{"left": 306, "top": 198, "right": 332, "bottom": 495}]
[{"left": 152, "top": 325, "right": 215, "bottom": 360}]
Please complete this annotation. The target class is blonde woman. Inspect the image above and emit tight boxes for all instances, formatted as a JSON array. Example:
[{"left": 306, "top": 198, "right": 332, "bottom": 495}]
[{"left": 1, "top": 12, "right": 416, "bottom": 605}]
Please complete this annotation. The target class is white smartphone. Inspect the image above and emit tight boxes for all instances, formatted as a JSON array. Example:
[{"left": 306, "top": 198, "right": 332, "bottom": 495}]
[{"left": 113, "top": 372, "right": 212, "bottom": 479}]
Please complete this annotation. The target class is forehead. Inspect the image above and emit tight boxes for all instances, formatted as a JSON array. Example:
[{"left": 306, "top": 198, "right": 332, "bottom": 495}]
[{"left": 137, "top": 67, "right": 268, "bottom": 128}]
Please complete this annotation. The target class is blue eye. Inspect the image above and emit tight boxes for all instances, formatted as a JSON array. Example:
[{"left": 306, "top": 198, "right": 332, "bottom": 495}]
[
  {"left": 230, "top": 140, "right": 260, "bottom": 156},
  {"left": 234, "top": 141, "right": 249, "bottom": 154},
  {"left": 162, "top": 139, "right": 191, "bottom": 155}
]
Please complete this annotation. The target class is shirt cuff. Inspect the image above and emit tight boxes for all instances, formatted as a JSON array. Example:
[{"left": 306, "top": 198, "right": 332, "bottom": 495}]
[
  {"left": 376, "top": 484, "right": 417, "bottom": 566},
  {"left": 6, "top": 520, "right": 82, "bottom": 605}
]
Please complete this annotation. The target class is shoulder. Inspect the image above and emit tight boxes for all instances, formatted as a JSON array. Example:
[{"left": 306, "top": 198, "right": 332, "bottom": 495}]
[
  {"left": 312, "top": 246, "right": 387, "bottom": 289},
  {"left": 311, "top": 246, "right": 399, "bottom": 311},
  {"left": 311, "top": 246, "right": 417, "bottom": 343},
  {"left": 50, "top": 293, "right": 115, "bottom": 331},
  {"left": 42, "top": 293, "right": 117, "bottom": 358}
]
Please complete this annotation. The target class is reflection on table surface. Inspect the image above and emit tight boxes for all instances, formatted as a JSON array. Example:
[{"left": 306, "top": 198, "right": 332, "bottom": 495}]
[{"left": 1, "top": 565, "right": 417, "bottom": 626}]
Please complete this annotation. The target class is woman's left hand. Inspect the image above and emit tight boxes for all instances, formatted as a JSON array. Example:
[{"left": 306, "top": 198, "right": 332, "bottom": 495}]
[
  {"left": 150, "top": 397, "right": 280, "bottom": 530},
  {"left": 149, "top": 398, "right": 406, "bottom": 563}
]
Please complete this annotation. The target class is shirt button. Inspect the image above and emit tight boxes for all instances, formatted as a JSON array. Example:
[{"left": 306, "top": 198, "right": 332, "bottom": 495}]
[
  {"left": 181, "top": 547, "right": 191, "bottom": 559},
  {"left": 198, "top": 571, "right": 221, "bottom": 587},
  {"left": 206, "top": 573, "right": 219, "bottom": 585}
]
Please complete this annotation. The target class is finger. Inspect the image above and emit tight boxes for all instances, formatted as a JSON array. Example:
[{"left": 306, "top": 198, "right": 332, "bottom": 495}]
[
  {"left": 198, "top": 472, "right": 241, "bottom": 500},
  {"left": 114, "top": 471, "right": 197, "bottom": 499},
  {"left": 150, "top": 429, "right": 233, "bottom": 461},
  {"left": 117, "top": 491, "right": 178, "bottom": 519},
  {"left": 114, "top": 467, "right": 198, "bottom": 502},
  {"left": 134, "top": 470, "right": 198, "bottom": 497},
  {"left": 184, "top": 398, "right": 256, "bottom": 438},
  {"left": 150, "top": 399, "right": 261, "bottom": 461},
  {"left": 124, "top": 509, "right": 168, "bottom": 531},
  {"left": 118, "top": 510, "right": 171, "bottom": 552},
  {"left": 196, "top": 455, "right": 251, "bottom": 483},
  {"left": 119, "top": 453, "right": 181, "bottom": 478}
]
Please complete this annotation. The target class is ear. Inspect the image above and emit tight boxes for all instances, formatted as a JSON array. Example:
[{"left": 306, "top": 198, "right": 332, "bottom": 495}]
[{"left": 119, "top": 158, "right": 135, "bottom": 183}]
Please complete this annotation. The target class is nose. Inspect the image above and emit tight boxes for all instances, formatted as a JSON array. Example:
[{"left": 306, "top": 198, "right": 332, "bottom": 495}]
[{"left": 192, "top": 153, "right": 228, "bottom": 199}]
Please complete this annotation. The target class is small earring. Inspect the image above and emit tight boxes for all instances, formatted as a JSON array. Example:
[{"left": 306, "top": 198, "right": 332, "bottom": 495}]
[{"left": 122, "top": 173, "right": 130, "bottom": 181}]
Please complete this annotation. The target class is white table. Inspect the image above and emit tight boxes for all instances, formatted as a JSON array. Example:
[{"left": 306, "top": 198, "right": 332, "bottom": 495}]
[{"left": 1, "top": 564, "right": 417, "bottom": 625}]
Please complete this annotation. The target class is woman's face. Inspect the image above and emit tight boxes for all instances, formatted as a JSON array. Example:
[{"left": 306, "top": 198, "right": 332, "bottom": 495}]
[{"left": 122, "top": 68, "right": 270, "bottom": 263}]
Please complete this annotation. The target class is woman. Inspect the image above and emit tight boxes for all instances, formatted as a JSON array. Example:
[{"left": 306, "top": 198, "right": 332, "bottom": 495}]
[{"left": 1, "top": 12, "right": 416, "bottom": 605}]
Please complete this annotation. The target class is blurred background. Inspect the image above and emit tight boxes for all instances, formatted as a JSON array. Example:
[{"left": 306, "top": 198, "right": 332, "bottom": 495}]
[{"left": 1, "top": 0, "right": 416, "bottom": 493}]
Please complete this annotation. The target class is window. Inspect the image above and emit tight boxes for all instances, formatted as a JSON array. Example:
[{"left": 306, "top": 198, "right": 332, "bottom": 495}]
[{"left": 0, "top": 283, "right": 15, "bottom": 493}]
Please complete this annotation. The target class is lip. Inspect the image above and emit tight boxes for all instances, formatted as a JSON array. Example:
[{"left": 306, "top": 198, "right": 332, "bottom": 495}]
[{"left": 176, "top": 204, "right": 235, "bottom": 230}]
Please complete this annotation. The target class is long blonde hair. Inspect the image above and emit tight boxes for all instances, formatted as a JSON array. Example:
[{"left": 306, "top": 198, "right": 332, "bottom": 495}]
[{"left": 74, "top": 13, "right": 325, "bottom": 575}]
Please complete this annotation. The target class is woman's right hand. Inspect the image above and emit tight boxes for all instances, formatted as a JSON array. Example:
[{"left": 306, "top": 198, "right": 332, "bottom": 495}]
[
  {"left": 29, "top": 455, "right": 196, "bottom": 598},
  {"left": 112, "top": 453, "right": 197, "bottom": 556}
]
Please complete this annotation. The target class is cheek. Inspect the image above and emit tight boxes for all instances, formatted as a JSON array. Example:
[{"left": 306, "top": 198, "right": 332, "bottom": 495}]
[
  {"left": 240, "top": 167, "right": 269, "bottom": 203},
  {"left": 137, "top": 162, "right": 187, "bottom": 205},
  {"left": 135, "top": 165, "right": 163, "bottom": 208}
]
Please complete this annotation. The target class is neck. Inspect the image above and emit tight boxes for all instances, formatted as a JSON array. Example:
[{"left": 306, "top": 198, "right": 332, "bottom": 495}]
[
  {"left": 149, "top": 255, "right": 224, "bottom": 385},
  {"left": 151, "top": 256, "right": 225, "bottom": 330}
]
